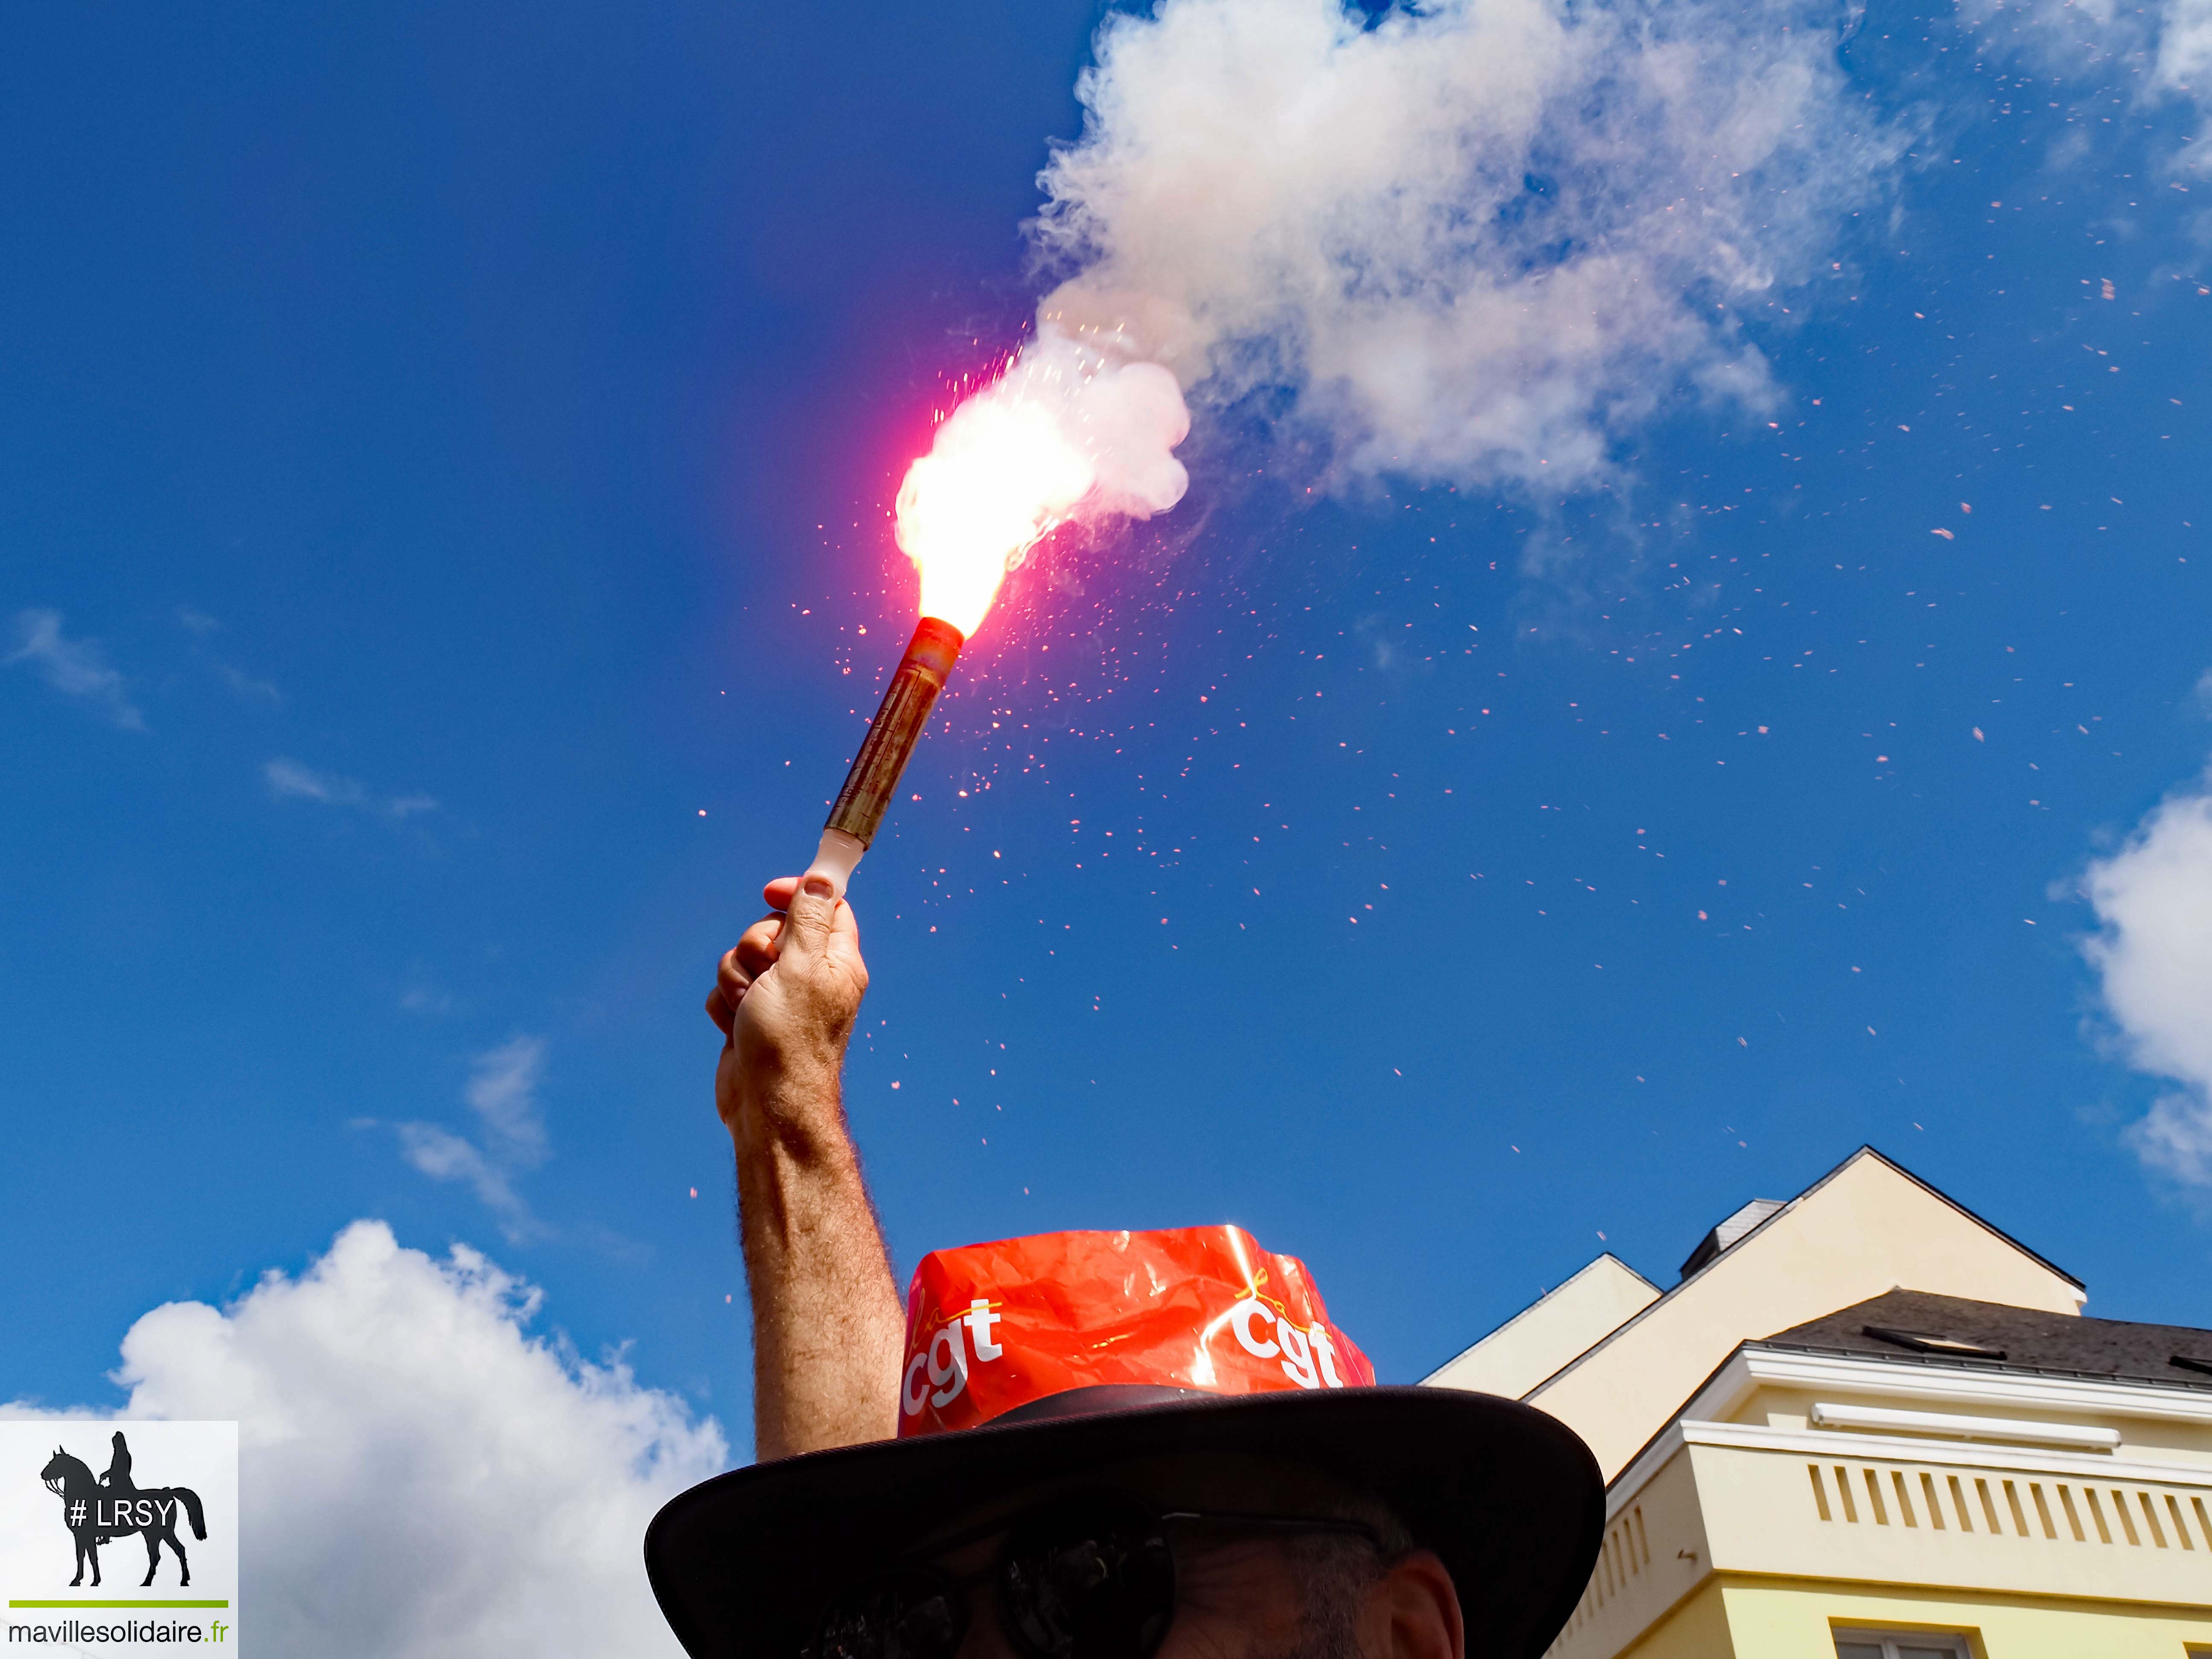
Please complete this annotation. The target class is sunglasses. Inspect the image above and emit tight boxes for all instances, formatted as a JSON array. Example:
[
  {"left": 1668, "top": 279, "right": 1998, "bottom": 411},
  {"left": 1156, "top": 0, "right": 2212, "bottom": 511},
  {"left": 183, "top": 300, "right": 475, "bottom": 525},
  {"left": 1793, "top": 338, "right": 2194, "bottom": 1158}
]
[{"left": 809, "top": 1493, "right": 1381, "bottom": 1659}]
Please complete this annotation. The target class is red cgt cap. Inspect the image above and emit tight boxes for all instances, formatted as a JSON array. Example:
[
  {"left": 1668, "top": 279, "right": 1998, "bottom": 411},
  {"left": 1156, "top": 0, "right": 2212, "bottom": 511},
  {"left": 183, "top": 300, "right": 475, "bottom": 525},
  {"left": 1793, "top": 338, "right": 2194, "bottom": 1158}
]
[{"left": 898, "top": 1224, "right": 1375, "bottom": 1437}]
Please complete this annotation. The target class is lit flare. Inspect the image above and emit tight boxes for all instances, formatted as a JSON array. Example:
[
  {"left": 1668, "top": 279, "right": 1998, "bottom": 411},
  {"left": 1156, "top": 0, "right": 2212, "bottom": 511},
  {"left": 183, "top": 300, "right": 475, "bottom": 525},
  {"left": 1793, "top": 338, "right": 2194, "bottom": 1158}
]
[{"left": 806, "top": 328, "right": 1190, "bottom": 896}]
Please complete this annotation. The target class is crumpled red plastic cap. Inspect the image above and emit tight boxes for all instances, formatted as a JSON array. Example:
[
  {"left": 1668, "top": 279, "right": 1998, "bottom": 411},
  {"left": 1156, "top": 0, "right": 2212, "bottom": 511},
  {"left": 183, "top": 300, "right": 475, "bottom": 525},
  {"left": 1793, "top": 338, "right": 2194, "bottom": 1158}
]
[{"left": 898, "top": 1224, "right": 1376, "bottom": 1438}]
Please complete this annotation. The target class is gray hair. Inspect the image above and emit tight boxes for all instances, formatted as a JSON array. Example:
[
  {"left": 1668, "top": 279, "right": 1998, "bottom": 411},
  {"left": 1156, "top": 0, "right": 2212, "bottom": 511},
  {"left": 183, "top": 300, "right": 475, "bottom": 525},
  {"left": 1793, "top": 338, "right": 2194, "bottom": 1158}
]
[{"left": 1282, "top": 1486, "right": 1418, "bottom": 1658}]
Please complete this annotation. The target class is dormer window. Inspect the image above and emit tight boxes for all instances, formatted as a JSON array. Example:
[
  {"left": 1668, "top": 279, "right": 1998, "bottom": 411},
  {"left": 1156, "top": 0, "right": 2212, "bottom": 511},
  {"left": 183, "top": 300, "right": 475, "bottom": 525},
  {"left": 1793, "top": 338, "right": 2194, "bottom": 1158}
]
[{"left": 1861, "top": 1325, "right": 2006, "bottom": 1360}]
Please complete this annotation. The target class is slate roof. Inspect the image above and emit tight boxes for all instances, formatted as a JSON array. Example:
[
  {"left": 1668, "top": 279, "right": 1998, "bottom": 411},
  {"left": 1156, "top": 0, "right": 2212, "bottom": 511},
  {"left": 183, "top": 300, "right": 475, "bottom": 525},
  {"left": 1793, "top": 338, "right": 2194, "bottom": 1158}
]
[{"left": 1762, "top": 1288, "right": 2212, "bottom": 1392}]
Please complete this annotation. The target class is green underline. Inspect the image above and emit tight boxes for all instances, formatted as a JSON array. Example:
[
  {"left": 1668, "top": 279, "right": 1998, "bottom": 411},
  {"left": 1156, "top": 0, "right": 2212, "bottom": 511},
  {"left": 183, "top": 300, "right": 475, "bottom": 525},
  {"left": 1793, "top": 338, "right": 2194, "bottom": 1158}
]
[{"left": 8, "top": 1600, "right": 230, "bottom": 1609}]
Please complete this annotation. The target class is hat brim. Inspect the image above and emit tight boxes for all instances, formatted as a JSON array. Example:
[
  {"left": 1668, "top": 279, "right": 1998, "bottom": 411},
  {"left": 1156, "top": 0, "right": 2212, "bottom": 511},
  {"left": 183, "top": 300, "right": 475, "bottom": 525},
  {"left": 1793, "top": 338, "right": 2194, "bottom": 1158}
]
[{"left": 644, "top": 1387, "right": 1601, "bottom": 1659}]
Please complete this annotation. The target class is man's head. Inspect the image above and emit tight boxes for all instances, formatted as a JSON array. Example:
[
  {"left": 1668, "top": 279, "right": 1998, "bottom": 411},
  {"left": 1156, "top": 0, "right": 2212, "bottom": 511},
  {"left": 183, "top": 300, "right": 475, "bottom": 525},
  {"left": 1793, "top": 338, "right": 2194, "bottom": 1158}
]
[{"left": 646, "top": 1225, "right": 1600, "bottom": 1659}]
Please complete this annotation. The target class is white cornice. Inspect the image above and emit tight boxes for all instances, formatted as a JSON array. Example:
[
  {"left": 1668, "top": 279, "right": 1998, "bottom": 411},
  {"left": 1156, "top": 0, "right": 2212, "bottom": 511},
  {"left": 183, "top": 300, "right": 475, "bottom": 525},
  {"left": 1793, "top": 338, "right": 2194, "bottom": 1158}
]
[
  {"left": 1684, "top": 1346, "right": 2212, "bottom": 1428},
  {"left": 1679, "top": 1417, "right": 2212, "bottom": 1487},
  {"left": 1809, "top": 1400, "right": 2120, "bottom": 1449}
]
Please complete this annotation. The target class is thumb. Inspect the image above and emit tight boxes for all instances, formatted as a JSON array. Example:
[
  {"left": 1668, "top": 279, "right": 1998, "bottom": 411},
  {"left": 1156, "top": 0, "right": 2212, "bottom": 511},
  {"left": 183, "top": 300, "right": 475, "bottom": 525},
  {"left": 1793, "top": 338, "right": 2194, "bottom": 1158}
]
[{"left": 781, "top": 873, "right": 840, "bottom": 961}]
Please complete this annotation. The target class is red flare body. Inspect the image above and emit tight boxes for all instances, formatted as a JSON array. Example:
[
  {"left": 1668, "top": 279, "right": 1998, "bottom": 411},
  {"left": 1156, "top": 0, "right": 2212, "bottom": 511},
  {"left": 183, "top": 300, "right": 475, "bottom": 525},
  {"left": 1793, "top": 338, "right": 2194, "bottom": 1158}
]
[{"left": 824, "top": 616, "right": 966, "bottom": 850}]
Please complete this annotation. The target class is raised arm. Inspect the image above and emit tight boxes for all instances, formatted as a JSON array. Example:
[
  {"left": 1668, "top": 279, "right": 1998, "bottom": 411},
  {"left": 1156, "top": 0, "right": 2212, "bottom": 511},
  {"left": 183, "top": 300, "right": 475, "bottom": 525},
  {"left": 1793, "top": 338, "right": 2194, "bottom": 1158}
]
[{"left": 707, "top": 873, "right": 904, "bottom": 1460}]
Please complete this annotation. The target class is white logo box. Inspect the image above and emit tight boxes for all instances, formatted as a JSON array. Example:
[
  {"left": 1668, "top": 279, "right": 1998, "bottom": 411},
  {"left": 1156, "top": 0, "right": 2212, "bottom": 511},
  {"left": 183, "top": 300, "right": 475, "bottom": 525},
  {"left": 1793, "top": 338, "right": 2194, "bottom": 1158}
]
[{"left": 0, "top": 1422, "right": 239, "bottom": 1652}]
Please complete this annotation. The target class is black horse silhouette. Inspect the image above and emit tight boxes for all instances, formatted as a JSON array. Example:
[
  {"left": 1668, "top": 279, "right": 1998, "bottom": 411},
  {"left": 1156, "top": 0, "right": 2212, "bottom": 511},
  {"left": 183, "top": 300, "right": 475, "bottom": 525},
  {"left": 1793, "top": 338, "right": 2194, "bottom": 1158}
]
[{"left": 38, "top": 1444, "right": 206, "bottom": 1588}]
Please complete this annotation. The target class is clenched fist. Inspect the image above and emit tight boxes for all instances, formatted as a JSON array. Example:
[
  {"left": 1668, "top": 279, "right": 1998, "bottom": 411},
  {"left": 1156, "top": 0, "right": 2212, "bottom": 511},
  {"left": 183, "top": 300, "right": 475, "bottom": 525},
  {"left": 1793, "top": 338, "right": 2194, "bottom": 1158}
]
[{"left": 708, "top": 874, "right": 870, "bottom": 1148}]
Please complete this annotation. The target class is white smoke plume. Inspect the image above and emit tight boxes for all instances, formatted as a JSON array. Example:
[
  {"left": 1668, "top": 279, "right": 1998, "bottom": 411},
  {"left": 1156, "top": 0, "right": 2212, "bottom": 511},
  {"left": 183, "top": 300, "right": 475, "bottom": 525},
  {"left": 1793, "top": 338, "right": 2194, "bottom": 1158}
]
[
  {"left": 2149, "top": 0, "right": 2212, "bottom": 175},
  {"left": 2082, "top": 762, "right": 2212, "bottom": 1187},
  {"left": 1014, "top": 0, "right": 1901, "bottom": 500},
  {"left": 3, "top": 1222, "right": 727, "bottom": 1659},
  {"left": 1961, "top": 0, "right": 2212, "bottom": 175}
]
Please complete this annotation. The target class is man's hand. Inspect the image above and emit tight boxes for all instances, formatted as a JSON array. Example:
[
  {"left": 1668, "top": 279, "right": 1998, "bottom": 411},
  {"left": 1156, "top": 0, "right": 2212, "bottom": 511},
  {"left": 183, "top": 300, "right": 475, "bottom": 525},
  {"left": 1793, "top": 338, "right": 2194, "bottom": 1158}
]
[
  {"left": 709, "top": 874, "right": 869, "bottom": 1150},
  {"left": 708, "top": 875, "right": 902, "bottom": 1461}
]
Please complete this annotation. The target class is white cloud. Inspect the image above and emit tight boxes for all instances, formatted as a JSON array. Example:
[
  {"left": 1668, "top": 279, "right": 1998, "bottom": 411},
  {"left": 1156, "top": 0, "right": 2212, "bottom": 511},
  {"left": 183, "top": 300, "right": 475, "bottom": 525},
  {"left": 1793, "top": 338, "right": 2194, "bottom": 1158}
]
[
  {"left": 1031, "top": 0, "right": 1903, "bottom": 496},
  {"left": 3, "top": 1221, "right": 727, "bottom": 1659},
  {"left": 5, "top": 608, "right": 147, "bottom": 730},
  {"left": 394, "top": 1036, "right": 552, "bottom": 1240},
  {"left": 2081, "top": 763, "right": 2212, "bottom": 1185},
  {"left": 265, "top": 757, "right": 437, "bottom": 820}
]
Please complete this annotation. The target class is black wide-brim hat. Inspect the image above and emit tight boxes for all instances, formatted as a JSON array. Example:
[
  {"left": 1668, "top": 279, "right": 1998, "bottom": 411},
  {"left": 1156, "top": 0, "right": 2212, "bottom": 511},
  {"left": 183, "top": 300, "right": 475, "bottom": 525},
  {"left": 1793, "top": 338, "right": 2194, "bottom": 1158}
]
[{"left": 645, "top": 1383, "right": 1603, "bottom": 1659}]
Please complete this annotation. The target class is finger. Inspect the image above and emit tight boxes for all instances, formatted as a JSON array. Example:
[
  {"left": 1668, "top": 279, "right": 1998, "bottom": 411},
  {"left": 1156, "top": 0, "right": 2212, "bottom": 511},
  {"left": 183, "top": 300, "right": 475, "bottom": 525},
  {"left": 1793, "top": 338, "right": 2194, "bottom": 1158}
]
[
  {"left": 825, "top": 887, "right": 865, "bottom": 978},
  {"left": 760, "top": 875, "right": 802, "bottom": 912},
  {"left": 705, "top": 984, "right": 735, "bottom": 1037},
  {"left": 707, "top": 946, "right": 753, "bottom": 1036},
  {"left": 734, "top": 915, "right": 784, "bottom": 979},
  {"left": 780, "top": 873, "right": 840, "bottom": 962},
  {"left": 717, "top": 943, "right": 755, "bottom": 992}
]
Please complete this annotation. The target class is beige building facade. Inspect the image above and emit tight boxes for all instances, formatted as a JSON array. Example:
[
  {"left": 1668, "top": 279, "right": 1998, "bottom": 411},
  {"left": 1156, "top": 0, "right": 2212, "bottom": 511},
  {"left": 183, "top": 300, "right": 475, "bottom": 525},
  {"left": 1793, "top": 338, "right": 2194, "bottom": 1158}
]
[{"left": 1427, "top": 1149, "right": 2212, "bottom": 1658}]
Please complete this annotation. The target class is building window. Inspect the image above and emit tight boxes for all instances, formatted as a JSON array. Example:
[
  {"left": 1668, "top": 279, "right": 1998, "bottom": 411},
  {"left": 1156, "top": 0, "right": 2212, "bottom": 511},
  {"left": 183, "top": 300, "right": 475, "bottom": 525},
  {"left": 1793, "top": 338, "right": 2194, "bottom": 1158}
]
[{"left": 1834, "top": 1633, "right": 1971, "bottom": 1659}]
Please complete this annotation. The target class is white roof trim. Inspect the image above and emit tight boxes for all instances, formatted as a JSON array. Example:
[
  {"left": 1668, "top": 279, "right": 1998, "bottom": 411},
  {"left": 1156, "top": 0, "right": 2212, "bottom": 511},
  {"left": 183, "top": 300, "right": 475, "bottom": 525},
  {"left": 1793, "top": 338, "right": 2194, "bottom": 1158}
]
[
  {"left": 1600, "top": 1415, "right": 2212, "bottom": 1525},
  {"left": 1688, "top": 1345, "right": 2212, "bottom": 1427},
  {"left": 1600, "top": 1347, "right": 2212, "bottom": 1522},
  {"left": 1808, "top": 1400, "right": 2121, "bottom": 1450},
  {"left": 1681, "top": 1417, "right": 2212, "bottom": 1486}
]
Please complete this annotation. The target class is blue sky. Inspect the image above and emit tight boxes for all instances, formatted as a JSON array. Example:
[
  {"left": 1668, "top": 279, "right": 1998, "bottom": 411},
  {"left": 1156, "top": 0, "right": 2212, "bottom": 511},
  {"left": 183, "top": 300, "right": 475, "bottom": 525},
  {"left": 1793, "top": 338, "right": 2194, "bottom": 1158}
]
[{"left": 7, "top": 0, "right": 2212, "bottom": 1492}]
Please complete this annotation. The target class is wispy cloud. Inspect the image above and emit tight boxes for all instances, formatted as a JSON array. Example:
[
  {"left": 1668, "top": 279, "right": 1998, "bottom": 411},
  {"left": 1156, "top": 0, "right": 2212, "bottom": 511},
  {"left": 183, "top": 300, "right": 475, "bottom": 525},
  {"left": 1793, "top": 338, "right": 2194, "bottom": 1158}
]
[
  {"left": 265, "top": 757, "right": 364, "bottom": 804},
  {"left": 394, "top": 1036, "right": 551, "bottom": 1241},
  {"left": 215, "top": 661, "right": 283, "bottom": 704},
  {"left": 396, "top": 1124, "right": 535, "bottom": 1231},
  {"left": 465, "top": 1035, "right": 551, "bottom": 1164},
  {"left": 6, "top": 608, "right": 147, "bottom": 731},
  {"left": 265, "top": 757, "right": 437, "bottom": 820},
  {"left": 176, "top": 608, "right": 284, "bottom": 703},
  {"left": 2079, "top": 741, "right": 2212, "bottom": 1189},
  {"left": 400, "top": 981, "right": 456, "bottom": 1016}
]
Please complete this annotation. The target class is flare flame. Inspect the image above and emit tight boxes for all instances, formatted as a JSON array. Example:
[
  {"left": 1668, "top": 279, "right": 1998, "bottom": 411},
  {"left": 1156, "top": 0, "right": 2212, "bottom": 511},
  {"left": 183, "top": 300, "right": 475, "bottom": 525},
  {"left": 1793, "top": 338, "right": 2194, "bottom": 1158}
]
[{"left": 893, "top": 324, "right": 1192, "bottom": 636}]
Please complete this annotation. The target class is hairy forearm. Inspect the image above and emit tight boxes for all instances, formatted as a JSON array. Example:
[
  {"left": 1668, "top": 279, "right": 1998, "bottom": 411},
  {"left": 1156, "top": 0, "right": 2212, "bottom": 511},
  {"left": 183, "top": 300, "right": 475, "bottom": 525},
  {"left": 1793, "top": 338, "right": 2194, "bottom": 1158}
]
[{"left": 733, "top": 1060, "right": 904, "bottom": 1462}]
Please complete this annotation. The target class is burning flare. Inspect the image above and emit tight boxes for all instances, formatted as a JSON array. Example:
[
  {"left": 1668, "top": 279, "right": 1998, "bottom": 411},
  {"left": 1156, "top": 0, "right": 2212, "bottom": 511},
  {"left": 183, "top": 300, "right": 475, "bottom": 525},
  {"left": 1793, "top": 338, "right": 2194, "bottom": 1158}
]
[
  {"left": 806, "top": 321, "right": 1191, "bottom": 896},
  {"left": 895, "top": 323, "right": 1193, "bottom": 636}
]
